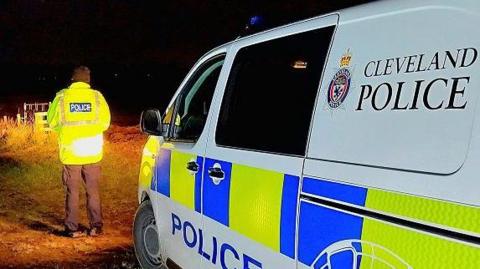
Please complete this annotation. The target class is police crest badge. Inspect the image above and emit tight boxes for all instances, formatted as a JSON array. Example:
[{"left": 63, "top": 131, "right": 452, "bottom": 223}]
[{"left": 326, "top": 49, "right": 353, "bottom": 110}]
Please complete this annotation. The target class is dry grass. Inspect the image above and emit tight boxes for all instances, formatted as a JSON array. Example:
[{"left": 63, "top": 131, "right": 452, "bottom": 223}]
[
  {"left": 0, "top": 120, "right": 56, "bottom": 154},
  {"left": 0, "top": 121, "right": 147, "bottom": 268}
]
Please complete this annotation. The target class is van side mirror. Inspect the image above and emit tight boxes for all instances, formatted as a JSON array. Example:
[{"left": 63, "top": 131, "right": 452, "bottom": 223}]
[{"left": 140, "top": 109, "right": 163, "bottom": 136}]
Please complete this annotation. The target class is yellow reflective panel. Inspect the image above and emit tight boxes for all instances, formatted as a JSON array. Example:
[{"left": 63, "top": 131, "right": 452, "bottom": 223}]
[
  {"left": 139, "top": 136, "right": 160, "bottom": 189},
  {"left": 229, "top": 164, "right": 284, "bottom": 251},
  {"left": 361, "top": 217, "right": 480, "bottom": 268},
  {"left": 57, "top": 131, "right": 104, "bottom": 165},
  {"left": 366, "top": 189, "right": 480, "bottom": 235},
  {"left": 170, "top": 151, "right": 196, "bottom": 210},
  {"left": 71, "top": 134, "right": 103, "bottom": 157}
]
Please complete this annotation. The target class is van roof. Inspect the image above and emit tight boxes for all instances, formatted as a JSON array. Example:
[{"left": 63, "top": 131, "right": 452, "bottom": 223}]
[{"left": 204, "top": 0, "right": 479, "bottom": 56}]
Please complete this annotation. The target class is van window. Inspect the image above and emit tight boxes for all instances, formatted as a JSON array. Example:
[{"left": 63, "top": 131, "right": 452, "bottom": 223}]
[
  {"left": 167, "top": 55, "right": 225, "bottom": 141},
  {"left": 216, "top": 27, "right": 335, "bottom": 155}
]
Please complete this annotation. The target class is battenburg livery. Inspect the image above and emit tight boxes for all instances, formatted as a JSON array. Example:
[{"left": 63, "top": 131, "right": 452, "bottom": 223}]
[{"left": 134, "top": 0, "right": 480, "bottom": 268}]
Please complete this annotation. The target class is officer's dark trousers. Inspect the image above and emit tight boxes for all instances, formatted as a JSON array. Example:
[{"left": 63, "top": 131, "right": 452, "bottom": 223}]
[{"left": 62, "top": 164, "right": 103, "bottom": 231}]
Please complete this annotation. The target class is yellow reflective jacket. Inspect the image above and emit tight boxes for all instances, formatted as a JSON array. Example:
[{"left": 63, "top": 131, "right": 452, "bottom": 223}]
[{"left": 47, "top": 82, "right": 111, "bottom": 165}]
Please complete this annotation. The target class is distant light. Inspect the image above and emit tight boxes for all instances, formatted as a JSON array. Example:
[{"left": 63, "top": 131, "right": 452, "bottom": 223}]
[
  {"left": 114, "top": 73, "right": 118, "bottom": 77},
  {"left": 292, "top": 60, "right": 308, "bottom": 69}
]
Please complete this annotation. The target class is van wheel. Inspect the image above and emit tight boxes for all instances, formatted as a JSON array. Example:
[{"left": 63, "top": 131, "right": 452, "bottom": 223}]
[{"left": 133, "top": 199, "right": 165, "bottom": 269}]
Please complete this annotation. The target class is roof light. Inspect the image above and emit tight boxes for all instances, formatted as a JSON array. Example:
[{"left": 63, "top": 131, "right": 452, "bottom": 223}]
[{"left": 249, "top": 16, "right": 264, "bottom": 27}]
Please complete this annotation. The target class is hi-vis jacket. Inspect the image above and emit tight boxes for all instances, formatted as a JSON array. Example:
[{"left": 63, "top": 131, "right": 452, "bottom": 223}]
[{"left": 47, "top": 82, "right": 111, "bottom": 165}]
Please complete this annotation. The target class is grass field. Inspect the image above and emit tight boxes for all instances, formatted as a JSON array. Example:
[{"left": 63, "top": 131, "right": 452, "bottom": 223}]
[{"left": 0, "top": 121, "right": 146, "bottom": 268}]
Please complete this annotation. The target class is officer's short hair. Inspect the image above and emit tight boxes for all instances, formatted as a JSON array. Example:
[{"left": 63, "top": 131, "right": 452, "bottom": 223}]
[{"left": 71, "top": 66, "right": 91, "bottom": 84}]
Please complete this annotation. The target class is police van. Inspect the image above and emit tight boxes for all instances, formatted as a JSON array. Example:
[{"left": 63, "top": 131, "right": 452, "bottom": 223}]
[{"left": 133, "top": 0, "right": 480, "bottom": 268}]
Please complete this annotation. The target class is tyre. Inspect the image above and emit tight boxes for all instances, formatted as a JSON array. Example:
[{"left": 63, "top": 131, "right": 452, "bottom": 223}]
[{"left": 133, "top": 199, "right": 165, "bottom": 269}]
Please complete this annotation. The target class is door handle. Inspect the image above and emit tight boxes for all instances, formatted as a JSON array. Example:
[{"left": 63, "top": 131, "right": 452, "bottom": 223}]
[
  {"left": 208, "top": 163, "right": 225, "bottom": 185},
  {"left": 186, "top": 160, "right": 199, "bottom": 174}
]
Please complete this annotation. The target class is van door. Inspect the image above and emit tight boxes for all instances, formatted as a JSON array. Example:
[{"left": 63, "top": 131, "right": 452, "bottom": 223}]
[
  {"left": 150, "top": 53, "right": 226, "bottom": 268},
  {"left": 200, "top": 16, "right": 337, "bottom": 269}
]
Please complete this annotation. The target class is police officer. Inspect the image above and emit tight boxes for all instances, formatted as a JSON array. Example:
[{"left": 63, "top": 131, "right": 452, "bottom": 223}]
[{"left": 47, "top": 66, "right": 111, "bottom": 238}]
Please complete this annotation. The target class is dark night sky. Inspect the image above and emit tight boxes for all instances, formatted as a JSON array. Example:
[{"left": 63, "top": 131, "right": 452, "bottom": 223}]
[{"left": 0, "top": 0, "right": 374, "bottom": 122}]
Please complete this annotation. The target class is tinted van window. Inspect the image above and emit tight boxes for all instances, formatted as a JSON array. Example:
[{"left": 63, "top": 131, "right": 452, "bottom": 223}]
[
  {"left": 216, "top": 26, "right": 335, "bottom": 155},
  {"left": 173, "top": 59, "right": 224, "bottom": 141}
]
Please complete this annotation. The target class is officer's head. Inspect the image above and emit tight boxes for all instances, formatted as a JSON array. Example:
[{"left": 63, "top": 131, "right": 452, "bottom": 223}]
[{"left": 71, "top": 66, "right": 91, "bottom": 84}]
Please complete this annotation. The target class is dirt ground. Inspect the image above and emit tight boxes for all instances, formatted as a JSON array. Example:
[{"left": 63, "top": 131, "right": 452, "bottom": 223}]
[{"left": 0, "top": 124, "right": 147, "bottom": 268}]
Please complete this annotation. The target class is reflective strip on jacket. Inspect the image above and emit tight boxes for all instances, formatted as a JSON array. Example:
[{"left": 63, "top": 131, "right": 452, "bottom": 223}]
[{"left": 47, "top": 82, "right": 111, "bottom": 165}]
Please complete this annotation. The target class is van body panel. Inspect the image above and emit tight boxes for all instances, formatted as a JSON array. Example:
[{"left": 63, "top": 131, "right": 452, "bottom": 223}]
[
  {"left": 308, "top": 4, "right": 480, "bottom": 175},
  {"left": 194, "top": 14, "right": 339, "bottom": 269},
  {"left": 197, "top": 160, "right": 301, "bottom": 269},
  {"left": 297, "top": 200, "right": 480, "bottom": 269},
  {"left": 145, "top": 47, "right": 231, "bottom": 267},
  {"left": 231, "top": 14, "right": 338, "bottom": 50},
  {"left": 188, "top": 15, "right": 338, "bottom": 268},
  {"left": 301, "top": 177, "right": 480, "bottom": 238},
  {"left": 299, "top": 3, "right": 480, "bottom": 267},
  {"left": 150, "top": 145, "right": 212, "bottom": 268},
  {"left": 336, "top": 0, "right": 480, "bottom": 22},
  {"left": 136, "top": 1, "right": 480, "bottom": 268}
]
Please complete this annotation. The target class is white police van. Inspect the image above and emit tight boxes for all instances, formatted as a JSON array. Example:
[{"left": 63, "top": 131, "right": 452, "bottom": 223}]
[{"left": 133, "top": 0, "right": 480, "bottom": 268}]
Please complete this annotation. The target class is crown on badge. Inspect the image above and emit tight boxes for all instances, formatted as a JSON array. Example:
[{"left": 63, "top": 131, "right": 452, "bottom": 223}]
[{"left": 340, "top": 49, "right": 352, "bottom": 68}]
